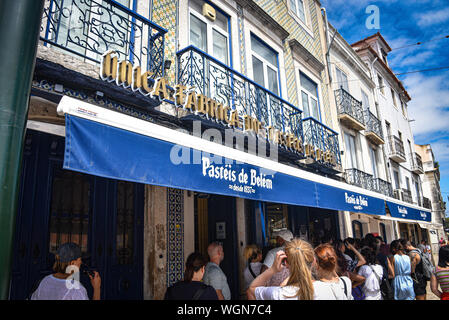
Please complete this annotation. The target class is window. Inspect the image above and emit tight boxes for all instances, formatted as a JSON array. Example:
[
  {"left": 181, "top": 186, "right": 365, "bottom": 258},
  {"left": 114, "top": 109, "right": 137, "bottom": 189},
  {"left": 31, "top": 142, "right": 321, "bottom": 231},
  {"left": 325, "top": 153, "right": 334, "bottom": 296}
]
[
  {"left": 189, "top": 0, "right": 230, "bottom": 65},
  {"left": 405, "top": 177, "right": 410, "bottom": 191},
  {"left": 56, "top": 0, "right": 133, "bottom": 61},
  {"left": 401, "top": 101, "right": 407, "bottom": 117},
  {"left": 344, "top": 132, "right": 359, "bottom": 169},
  {"left": 251, "top": 35, "right": 279, "bottom": 95},
  {"left": 378, "top": 75, "right": 385, "bottom": 95},
  {"left": 336, "top": 67, "right": 349, "bottom": 92},
  {"left": 391, "top": 88, "right": 397, "bottom": 107},
  {"left": 393, "top": 170, "right": 400, "bottom": 189},
  {"left": 385, "top": 121, "right": 391, "bottom": 136},
  {"left": 289, "top": 0, "right": 306, "bottom": 23},
  {"left": 300, "top": 72, "right": 319, "bottom": 119},
  {"left": 415, "top": 180, "right": 421, "bottom": 203},
  {"left": 352, "top": 220, "right": 363, "bottom": 239},
  {"left": 369, "top": 147, "right": 378, "bottom": 178},
  {"left": 361, "top": 90, "right": 370, "bottom": 111}
]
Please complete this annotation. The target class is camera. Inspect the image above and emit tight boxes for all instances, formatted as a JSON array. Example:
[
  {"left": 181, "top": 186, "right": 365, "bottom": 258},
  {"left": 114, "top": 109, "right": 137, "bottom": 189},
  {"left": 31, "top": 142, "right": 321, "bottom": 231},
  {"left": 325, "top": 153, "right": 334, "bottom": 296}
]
[{"left": 80, "top": 263, "right": 96, "bottom": 277}]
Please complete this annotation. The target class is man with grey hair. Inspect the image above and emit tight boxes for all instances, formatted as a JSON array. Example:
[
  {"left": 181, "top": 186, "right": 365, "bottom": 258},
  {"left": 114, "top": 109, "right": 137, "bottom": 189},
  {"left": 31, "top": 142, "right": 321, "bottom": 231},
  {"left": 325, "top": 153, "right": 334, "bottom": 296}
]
[{"left": 202, "top": 242, "right": 231, "bottom": 300}]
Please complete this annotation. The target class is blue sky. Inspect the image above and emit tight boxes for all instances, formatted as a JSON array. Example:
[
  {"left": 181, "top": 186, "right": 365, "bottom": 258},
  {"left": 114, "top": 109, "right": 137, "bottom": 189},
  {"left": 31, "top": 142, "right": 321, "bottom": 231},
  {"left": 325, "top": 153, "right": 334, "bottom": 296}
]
[{"left": 320, "top": 0, "right": 449, "bottom": 217}]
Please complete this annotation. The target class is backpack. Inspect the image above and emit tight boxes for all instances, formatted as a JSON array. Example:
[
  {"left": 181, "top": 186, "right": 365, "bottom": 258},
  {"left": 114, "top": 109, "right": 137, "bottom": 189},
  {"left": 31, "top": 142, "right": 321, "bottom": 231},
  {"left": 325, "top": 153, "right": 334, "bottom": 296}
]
[{"left": 411, "top": 249, "right": 434, "bottom": 280}]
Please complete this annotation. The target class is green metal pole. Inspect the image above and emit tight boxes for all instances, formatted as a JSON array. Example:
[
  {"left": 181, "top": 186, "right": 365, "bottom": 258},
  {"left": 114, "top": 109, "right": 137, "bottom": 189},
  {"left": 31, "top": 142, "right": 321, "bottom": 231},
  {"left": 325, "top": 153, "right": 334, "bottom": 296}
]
[{"left": 0, "top": 0, "right": 45, "bottom": 299}]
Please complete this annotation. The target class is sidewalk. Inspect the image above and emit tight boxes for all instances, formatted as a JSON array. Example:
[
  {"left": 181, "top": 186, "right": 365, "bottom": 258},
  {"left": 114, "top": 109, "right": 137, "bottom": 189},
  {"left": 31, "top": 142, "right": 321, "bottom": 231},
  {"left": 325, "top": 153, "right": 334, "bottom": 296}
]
[{"left": 426, "top": 282, "right": 439, "bottom": 300}]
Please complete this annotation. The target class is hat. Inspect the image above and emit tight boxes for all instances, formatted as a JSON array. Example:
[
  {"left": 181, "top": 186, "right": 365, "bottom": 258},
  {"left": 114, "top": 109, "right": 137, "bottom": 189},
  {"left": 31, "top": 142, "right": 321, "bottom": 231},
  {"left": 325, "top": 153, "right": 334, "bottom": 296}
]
[
  {"left": 56, "top": 242, "right": 82, "bottom": 263},
  {"left": 273, "top": 229, "right": 294, "bottom": 242}
]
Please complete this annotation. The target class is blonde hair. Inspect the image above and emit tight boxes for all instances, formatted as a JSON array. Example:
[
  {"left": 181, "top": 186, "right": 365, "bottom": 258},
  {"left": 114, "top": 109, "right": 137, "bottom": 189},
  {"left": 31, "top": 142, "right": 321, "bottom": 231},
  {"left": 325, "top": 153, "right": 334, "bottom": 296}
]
[
  {"left": 284, "top": 239, "right": 315, "bottom": 300},
  {"left": 244, "top": 244, "right": 261, "bottom": 262}
]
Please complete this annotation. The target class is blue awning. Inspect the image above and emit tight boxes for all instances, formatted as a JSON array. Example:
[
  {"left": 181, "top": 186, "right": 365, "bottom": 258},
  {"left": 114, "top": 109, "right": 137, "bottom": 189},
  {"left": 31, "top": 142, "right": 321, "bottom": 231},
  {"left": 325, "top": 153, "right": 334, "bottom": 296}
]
[
  {"left": 63, "top": 113, "right": 387, "bottom": 216},
  {"left": 386, "top": 200, "right": 431, "bottom": 222}
]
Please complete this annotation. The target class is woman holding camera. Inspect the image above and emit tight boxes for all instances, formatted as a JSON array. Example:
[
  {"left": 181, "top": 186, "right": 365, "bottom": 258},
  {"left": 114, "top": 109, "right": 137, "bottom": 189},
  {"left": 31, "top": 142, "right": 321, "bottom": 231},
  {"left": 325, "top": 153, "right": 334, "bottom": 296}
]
[
  {"left": 31, "top": 243, "right": 101, "bottom": 300},
  {"left": 247, "top": 238, "right": 315, "bottom": 300}
]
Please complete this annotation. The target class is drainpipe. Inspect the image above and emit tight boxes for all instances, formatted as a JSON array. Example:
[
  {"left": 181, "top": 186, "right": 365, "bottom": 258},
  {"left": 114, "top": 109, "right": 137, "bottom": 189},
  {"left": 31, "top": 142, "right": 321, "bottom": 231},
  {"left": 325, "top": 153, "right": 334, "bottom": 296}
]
[
  {"left": 0, "top": 0, "right": 45, "bottom": 299},
  {"left": 321, "top": 7, "right": 332, "bottom": 83}
]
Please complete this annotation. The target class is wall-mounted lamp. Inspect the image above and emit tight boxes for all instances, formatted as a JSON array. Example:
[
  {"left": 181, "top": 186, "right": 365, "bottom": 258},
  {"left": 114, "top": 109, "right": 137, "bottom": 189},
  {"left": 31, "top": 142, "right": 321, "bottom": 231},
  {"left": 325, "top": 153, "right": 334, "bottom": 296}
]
[{"left": 164, "top": 59, "right": 172, "bottom": 71}]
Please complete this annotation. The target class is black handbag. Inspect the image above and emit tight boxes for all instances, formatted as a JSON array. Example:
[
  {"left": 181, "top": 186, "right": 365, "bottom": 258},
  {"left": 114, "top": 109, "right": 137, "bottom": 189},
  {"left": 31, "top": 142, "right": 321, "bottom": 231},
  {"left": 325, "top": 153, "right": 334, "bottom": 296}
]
[{"left": 369, "top": 265, "right": 394, "bottom": 300}]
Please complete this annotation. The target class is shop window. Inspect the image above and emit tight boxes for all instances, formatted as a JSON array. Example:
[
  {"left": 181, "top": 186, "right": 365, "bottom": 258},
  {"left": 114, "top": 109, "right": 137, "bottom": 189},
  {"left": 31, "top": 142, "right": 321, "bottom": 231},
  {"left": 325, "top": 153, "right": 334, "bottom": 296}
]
[
  {"left": 300, "top": 72, "right": 319, "bottom": 119},
  {"left": 352, "top": 220, "right": 363, "bottom": 239}
]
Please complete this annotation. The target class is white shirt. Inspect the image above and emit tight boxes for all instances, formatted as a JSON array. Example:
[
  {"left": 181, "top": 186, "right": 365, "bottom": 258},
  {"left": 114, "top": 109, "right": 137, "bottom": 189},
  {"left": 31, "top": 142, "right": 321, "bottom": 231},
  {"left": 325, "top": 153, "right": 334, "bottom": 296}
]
[
  {"left": 244, "top": 262, "right": 263, "bottom": 290},
  {"left": 263, "top": 246, "right": 285, "bottom": 268},
  {"left": 30, "top": 275, "right": 89, "bottom": 300},
  {"left": 358, "top": 264, "right": 383, "bottom": 300},
  {"left": 255, "top": 285, "right": 300, "bottom": 300},
  {"left": 313, "top": 276, "right": 353, "bottom": 300}
]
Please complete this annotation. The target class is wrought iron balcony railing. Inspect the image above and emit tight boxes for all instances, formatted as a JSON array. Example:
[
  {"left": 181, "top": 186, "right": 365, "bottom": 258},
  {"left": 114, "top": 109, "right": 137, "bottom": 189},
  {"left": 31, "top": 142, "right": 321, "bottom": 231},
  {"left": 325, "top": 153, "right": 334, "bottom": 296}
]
[
  {"left": 402, "top": 189, "right": 413, "bottom": 204},
  {"left": 372, "top": 178, "right": 393, "bottom": 197},
  {"left": 388, "top": 135, "right": 406, "bottom": 162},
  {"left": 302, "top": 117, "right": 341, "bottom": 168},
  {"left": 410, "top": 152, "right": 424, "bottom": 173},
  {"left": 40, "top": 0, "right": 166, "bottom": 78},
  {"left": 345, "top": 168, "right": 374, "bottom": 191},
  {"left": 176, "top": 45, "right": 303, "bottom": 140},
  {"left": 335, "top": 88, "right": 365, "bottom": 130},
  {"left": 423, "top": 197, "right": 432, "bottom": 209},
  {"left": 364, "top": 110, "right": 384, "bottom": 144}
]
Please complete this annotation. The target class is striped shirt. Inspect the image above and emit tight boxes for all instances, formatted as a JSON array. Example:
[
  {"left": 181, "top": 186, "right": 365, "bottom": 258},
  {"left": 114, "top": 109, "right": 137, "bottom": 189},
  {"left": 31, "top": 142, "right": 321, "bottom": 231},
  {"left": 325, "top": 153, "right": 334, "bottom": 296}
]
[{"left": 435, "top": 267, "right": 449, "bottom": 293}]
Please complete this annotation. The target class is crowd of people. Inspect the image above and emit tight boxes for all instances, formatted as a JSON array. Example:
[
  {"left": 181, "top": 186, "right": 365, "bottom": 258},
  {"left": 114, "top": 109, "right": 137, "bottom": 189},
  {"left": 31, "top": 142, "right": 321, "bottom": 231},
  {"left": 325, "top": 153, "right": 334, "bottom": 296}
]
[
  {"left": 164, "top": 230, "right": 449, "bottom": 301},
  {"left": 28, "top": 233, "right": 449, "bottom": 300}
]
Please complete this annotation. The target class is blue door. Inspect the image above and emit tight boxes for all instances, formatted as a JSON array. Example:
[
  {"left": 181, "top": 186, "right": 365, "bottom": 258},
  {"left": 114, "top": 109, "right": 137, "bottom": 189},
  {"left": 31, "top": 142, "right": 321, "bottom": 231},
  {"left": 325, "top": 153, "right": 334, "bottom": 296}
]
[{"left": 10, "top": 129, "right": 143, "bottom": 300}]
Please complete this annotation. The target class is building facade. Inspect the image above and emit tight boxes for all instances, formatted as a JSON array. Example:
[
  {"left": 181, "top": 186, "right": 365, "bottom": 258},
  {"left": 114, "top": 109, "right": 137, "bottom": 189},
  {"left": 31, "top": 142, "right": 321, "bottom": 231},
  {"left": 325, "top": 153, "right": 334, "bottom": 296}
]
[
  {"left": 415, "top": 144, "right": 447, "bottom": 263},
  {"left": 8, "top": 0, "right": 434, "bottom": 301}
]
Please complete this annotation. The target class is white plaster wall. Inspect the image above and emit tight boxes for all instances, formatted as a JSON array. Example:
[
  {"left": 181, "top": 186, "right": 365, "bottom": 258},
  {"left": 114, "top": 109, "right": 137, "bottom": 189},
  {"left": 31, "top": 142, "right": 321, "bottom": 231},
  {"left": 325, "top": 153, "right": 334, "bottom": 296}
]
[{"left": 329, "top": 44, "right": 388, "bottom": 182}]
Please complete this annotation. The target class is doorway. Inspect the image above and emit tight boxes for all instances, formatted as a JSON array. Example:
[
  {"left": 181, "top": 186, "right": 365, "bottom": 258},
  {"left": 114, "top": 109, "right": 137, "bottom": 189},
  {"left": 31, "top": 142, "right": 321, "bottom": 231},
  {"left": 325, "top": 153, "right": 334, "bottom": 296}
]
[
  {"left": 10, "top": 129, "right": 144, "bottom": 300},
  {"left": 194, "top": 193, "right": 239, "bottom": 299}
]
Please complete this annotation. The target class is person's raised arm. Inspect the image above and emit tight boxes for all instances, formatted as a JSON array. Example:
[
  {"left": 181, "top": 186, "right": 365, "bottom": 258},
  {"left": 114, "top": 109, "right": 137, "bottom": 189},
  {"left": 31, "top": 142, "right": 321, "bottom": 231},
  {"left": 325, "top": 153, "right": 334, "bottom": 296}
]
[
  {"left": 247, "top": 251, "right": 286, "bottom": 300},
  {"left": 215, "top": 289, "right": 225, "bottom": 300},
  {"left": 387, "top": 256, "right": 395, "bottom": 279},
  {"left": 347, "top": 243, "right": 366, "bottom": 267}
]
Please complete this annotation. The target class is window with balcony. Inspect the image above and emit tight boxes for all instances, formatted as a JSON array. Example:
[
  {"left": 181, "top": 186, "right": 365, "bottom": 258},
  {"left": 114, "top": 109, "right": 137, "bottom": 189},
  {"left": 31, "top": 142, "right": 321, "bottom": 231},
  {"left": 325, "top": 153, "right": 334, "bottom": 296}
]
[
  {"left": 189, "top": 0, "right": 230, "bottom": 65},
  {"left": 393, "top": 170, "right": 400, "bottom": 190},
  {"left": 251, "top": 35, "right": 279, "bottom": 95},
  {"left": 289, "top": 0, "right": 306, "bottom": 23},
  {"left": 336, "top": 67, "right": 349, "bottom": 92},
  {"left": 361, "top": 90, "right": 370, "bottom": 111},
  {"left": 344, "top": 132, "right": 359, "bottom": 169},
  {"left": 369, "top": 146, "right": 378, "bottom": 179},
  {"left": 300, "top": 72, "right": 319, "bottom": 119}
]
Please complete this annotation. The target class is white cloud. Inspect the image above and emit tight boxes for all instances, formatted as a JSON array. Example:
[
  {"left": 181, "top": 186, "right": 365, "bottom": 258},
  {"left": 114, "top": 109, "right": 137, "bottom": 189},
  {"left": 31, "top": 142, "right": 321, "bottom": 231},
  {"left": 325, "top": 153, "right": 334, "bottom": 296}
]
[
  {"left": 416, "top": 8, "right": 449, "bottom": 27},
  {"left": 404, "top": 72, "right": 449, "bottom": 136}
]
